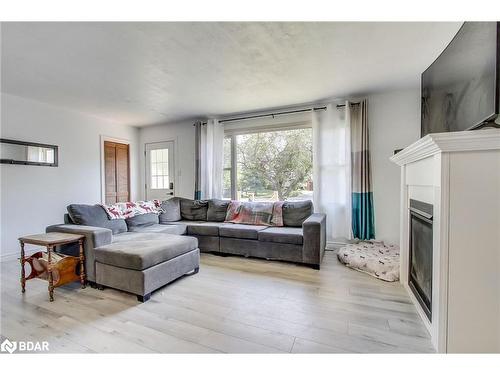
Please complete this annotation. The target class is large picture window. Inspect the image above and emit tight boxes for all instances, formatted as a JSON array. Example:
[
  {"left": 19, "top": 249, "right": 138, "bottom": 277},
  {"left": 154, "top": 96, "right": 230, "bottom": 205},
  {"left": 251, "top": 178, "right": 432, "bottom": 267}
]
[{"left": 223, "top": 127, "right": 313, "bottom": 202}]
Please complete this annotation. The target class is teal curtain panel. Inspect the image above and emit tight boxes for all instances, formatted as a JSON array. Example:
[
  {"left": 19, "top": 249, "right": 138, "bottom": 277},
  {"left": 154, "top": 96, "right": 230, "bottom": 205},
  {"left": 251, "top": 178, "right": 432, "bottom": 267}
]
[{"left": 350, "top": 100, "right": 375, "bottom": 240}]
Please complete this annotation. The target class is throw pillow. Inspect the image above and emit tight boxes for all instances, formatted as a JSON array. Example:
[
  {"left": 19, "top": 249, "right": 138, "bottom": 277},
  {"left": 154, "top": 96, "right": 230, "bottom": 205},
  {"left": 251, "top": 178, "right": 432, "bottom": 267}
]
[
  {"left": 100, "top": 203, "right": 126, "bottom": 219},
  {"left": 101, "top": 200, "right": 162, "bottom": 220},
  {"left": 224, "top": 201, "right": 274, "bottom": 226},
  {"left": 224, "top": 200, "right": 242, "bottom": 222},
  {"left": 271, "top": 201, "right": 284, "bottom": 227}
]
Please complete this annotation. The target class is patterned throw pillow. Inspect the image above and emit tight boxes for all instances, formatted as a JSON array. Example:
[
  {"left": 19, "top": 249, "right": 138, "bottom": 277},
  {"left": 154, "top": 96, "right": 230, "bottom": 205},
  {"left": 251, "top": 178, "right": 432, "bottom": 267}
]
[
  {"left": 101, "top": 200, "right": 163, "bottom": 220},
  {"left": 271, "top": 201, "right": 284, "bottom": 227},
  {"left": 225, "top": 201, "right": 284, "bottom": 226},
  {"left": 101, "top": 203, "right": 127, "bottom": 219},
  {"left": 224, "top": 201, "right": 242, "bottom": 222}
]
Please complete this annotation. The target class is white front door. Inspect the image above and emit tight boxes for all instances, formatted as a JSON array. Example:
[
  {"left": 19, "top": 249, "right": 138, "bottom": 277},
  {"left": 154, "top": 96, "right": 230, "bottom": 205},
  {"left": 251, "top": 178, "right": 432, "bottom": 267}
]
[{"left": 145, "top": 141, "right": 175, "bottom": 200}]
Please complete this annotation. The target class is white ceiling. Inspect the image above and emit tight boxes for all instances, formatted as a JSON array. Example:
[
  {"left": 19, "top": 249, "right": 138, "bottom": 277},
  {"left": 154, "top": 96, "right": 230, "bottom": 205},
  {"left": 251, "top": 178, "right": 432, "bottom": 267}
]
[{"left": 1, "top": 22, "right": 462, "bottom": 127}]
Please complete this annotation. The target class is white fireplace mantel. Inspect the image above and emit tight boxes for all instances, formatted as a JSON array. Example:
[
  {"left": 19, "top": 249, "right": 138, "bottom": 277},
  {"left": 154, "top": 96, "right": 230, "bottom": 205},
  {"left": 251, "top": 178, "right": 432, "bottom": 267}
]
[
  {"left": 390, "top": 129, "right": 500, "bottom": 353},
  {"left": 391, "top": 129, "right": 500, "bottom": 166}
]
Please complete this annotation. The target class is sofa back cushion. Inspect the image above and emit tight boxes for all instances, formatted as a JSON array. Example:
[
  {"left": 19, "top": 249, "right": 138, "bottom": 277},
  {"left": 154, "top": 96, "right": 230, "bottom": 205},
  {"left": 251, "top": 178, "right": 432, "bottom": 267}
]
[
  {"left": 180, "top": 198, "right": 208, "bottom": 221},
  {"left": 283, "top": 200, "right": 313, "bottom": 227},
  {"left": 67, "top": 204, "right": 127, "bottom": 235},
  {"left": 125, "top": 213, "right": 159, "bottom": 230},
  {"left": 207, "top": 199, "right": 230, "bottom": 222},
  {"left": 159, "top": 197, "right": 182, "bottom": 223},
  {"left": 64, "top": 213, "right": 73, "bottom": 224}
]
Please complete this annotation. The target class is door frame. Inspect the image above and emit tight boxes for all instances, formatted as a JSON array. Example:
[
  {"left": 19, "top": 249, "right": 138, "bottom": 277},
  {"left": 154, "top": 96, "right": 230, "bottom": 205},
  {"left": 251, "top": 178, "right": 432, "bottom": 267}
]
[
  {"left": 144, "top": 139, "right": 177, "bottom": 200},
  {"left": 100, "top": 135, "right": 131, "bottom": 204}
]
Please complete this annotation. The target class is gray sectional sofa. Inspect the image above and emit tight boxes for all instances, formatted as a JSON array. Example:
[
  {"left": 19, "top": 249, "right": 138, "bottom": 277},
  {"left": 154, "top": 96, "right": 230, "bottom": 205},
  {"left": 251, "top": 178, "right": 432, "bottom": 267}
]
[{"left": 46, "top": 198, "right": 326, "bottom": 302}]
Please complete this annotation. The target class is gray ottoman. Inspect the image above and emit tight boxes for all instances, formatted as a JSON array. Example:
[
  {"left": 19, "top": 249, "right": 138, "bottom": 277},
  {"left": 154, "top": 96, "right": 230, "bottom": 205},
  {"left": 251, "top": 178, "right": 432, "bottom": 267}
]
[{"left": 94, "top": 233, "right": 199, "bottom": 302}]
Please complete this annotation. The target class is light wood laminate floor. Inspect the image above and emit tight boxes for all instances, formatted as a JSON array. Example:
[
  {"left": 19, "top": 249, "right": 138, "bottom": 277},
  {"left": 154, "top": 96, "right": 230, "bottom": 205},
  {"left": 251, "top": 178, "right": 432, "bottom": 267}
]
[{"left": 0, "top": 251, "right": 434, "bottom": 353}]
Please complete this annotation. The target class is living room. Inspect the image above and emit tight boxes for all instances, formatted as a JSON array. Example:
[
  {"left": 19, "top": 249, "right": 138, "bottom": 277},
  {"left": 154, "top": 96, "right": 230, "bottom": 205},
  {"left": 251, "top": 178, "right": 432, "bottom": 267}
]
[{"left": 1, "top": 1, "right": 500, "bottom": 372}]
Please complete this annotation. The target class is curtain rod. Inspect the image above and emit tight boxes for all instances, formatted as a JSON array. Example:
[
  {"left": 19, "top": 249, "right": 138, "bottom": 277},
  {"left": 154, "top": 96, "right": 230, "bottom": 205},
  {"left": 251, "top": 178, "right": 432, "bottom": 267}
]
[
  {"left": 336, "top": 102, "right": 360, "bottom": 109},
  {"left": 197, "top": 106, "right": 327, "bottom": 126}
]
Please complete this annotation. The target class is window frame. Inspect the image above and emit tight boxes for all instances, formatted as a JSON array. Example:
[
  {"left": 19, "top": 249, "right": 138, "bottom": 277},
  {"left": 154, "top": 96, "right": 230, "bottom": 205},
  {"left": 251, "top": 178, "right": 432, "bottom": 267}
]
[
  {"left": 223, "top": 134, "right": 238, "bottom": 200},
  {"left": 223, "top": 121, "right": 312, "bottom": 200}
]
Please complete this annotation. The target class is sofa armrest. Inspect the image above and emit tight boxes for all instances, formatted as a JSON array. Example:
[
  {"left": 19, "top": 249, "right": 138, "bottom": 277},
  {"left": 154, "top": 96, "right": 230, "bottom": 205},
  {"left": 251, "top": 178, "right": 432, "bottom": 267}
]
[
  {"left": 46, "top": 224, "right": 112, "bottom": 282},
  {"left": 302, "top": 213, "right": 326, "bottom": 268}
]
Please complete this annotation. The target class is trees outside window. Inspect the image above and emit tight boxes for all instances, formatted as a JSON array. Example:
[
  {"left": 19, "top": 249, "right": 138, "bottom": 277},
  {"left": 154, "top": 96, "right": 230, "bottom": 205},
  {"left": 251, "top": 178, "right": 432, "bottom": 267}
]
[{"left": 223, "top": 127, "right": 313, "bottom": 202}]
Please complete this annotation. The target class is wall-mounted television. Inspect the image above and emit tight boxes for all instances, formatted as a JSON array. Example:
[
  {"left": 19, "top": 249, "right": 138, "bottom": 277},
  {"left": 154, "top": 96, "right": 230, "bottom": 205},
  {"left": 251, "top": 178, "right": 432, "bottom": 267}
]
[{"left": 421, "top": 22, "right": 500, "bottom": 137}]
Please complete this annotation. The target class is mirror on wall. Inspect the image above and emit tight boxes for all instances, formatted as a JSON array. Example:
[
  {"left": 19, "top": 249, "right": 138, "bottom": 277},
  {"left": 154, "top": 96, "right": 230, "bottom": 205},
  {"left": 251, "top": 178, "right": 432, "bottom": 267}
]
[{"left": 0, "top": 139, "right": 58, "bottom": 167}]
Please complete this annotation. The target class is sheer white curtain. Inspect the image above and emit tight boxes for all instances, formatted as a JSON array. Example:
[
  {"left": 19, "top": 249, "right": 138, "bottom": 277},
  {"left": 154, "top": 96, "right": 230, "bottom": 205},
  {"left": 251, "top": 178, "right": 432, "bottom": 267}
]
[
  {"left": 312, "top": 103, "right": 352, "bottom": 243},
  {"left": 200, "top": 119, "right": 224, "bottom": 199}
]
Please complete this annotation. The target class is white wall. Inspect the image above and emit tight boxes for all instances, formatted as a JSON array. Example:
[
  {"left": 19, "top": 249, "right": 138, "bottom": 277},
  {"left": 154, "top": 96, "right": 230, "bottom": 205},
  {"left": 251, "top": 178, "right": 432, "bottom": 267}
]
[
  {"left": 0, "top": 93, "right": 140, "bottom": 257},
  {"left": 369, "top": 88, "right": 421, "bottom": 245},
  {"left": 139, "top": 120, "right": 196, "bottom": 200}
]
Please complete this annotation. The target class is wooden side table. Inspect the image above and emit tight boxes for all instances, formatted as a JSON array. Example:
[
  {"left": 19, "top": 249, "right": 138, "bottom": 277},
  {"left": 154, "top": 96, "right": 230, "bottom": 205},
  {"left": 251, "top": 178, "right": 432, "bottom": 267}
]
[{"left": 19, "top": 232, "right": 86, "bottom": 302}]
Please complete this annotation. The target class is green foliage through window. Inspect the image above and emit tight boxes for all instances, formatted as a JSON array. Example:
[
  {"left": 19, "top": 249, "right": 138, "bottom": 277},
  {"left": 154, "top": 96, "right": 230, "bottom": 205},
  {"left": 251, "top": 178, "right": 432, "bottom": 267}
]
[{"left": 223, "top": 128, "right": 313, "bottom": 202}]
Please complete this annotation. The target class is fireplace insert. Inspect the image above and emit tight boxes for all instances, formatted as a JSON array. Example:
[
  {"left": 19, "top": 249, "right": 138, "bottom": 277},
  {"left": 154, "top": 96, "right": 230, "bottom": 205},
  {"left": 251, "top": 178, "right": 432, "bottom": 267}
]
[{"left": 409, "top": 199, "right": 433, "bottom": 321}]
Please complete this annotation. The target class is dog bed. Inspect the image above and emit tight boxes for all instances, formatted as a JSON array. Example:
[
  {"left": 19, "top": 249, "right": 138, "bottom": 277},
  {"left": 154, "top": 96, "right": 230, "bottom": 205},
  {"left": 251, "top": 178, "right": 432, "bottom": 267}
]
[{"left": 337, "top": 241, "right": 400, "bottom": 282}]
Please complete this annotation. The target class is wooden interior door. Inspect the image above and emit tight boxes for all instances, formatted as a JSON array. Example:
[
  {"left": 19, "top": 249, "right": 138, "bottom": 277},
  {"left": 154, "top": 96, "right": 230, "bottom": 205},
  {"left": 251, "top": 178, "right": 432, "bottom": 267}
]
[{"left": 104, "top": 141, "right": 130, "bottom": 204}]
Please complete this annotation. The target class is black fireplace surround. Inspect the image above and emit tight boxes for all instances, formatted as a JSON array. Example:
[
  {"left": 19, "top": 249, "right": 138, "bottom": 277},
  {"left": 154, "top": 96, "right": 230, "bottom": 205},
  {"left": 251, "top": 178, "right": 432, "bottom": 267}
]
[{"left": 409, "top": 199, "right": 433, "bottom": 321}]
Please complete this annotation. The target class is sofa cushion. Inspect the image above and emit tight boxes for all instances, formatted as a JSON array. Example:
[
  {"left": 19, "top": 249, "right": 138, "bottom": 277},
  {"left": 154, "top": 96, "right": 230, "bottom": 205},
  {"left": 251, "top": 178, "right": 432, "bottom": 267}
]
[
  {"left": 128, "top": 223, "right": 187, "bottom": 235},
  {"left": 283, "top": 200, "right": 313, "bottom": 227},
  {"left": 67, "top": 204, "right": 127, "bottom": 235},
  {"left": 258, "top": 227, "right": 304, "bottom": 245},
  {"left": 159, "top": 197, "right": 182, "bottom": 223},
  {"left": 186, "top": 221, "right": 221, "bottom": 236},
  {"left": 219, "top": 223, "right": 268, "bottom": 240},
  {"left": 207, "top": 199, "right": 230, "bottom": 222},
  {"left": 180, "top": 198, "right": 208, "bottom": 221},
  {"left": 95, "top": 233, "right": 198, "bottom": 270},
  {"left": 125, "top": 213, "right": 159, "bottom": 230}
]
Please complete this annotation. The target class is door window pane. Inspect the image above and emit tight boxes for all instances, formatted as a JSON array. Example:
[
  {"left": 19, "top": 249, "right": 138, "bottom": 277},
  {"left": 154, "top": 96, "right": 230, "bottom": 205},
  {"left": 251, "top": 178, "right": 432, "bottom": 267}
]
[{"left": 150, "top": 148, "right": 169, "bottom": 189}]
